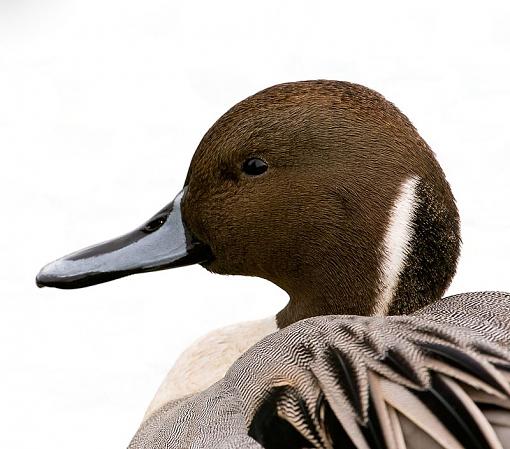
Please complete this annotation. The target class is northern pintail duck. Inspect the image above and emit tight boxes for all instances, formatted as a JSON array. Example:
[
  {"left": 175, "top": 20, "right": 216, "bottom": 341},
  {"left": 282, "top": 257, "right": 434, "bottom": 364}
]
[{"left": 37, "top": 81, "right": 510, "bottom": 449}]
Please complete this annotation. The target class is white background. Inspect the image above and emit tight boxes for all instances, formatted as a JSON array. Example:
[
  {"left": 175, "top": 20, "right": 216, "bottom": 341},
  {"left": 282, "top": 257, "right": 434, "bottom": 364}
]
[{"left": 1, "top": 1, "right": 509, "bottom": 448}]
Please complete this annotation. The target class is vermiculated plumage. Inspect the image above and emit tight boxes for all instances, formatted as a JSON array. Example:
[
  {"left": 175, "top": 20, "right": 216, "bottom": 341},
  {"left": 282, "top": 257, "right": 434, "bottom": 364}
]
[{"left": 130, "top": 292, "right": 510, "bottom": 449}]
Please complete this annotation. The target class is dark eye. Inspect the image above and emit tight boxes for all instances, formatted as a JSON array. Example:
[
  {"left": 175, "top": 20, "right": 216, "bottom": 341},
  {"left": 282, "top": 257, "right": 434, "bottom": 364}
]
[{"left": 242, "top": 158, "right": 268, "bottom": 176}]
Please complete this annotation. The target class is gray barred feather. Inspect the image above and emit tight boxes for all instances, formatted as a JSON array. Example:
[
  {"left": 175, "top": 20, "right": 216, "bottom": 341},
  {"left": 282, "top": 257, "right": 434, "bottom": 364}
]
[{"left": 129, "top": 292, "right": 510, "bottom": 449}]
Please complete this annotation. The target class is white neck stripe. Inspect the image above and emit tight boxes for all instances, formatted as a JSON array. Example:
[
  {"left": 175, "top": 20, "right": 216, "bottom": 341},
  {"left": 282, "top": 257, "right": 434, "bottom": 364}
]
[{"left": 373, "top": 176, "right": 419, "bottom": 316}]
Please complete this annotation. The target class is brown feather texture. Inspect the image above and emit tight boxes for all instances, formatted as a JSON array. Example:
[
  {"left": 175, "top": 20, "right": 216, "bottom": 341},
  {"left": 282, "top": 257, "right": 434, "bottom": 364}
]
[{"left": 130, "top": 292, "right": 510, "bottom": 449}]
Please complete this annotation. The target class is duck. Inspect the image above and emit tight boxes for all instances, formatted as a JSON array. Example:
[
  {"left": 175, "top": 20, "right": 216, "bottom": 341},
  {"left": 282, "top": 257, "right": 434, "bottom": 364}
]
[{"left": 36, "top": 80, "right": 510, "bottom": 449}]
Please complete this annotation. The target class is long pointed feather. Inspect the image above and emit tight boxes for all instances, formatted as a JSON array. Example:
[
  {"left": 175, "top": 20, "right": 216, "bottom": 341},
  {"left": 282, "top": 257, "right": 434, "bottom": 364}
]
[
  {"left": 398, "top": 413, "right": 447, "bottom": 449},
  {"left": 368, "top": 372, "right": 399, "bottom": 448},
  {"left": 320, "top": 397, "right": 357, "bottom": 449},
  {"left": 378, "top": 377, "right": 464, "bottom": 449},
  {"left": 463, "top": 386, "right": 510, "bottom": 410},
  {"left": 311, "top": 357, "right": 372, "bottom": 449},
  {"left": 416, "top": 373, "right": 497, "bottom": 448},
  {"left": 363, "top": 395, "right": 387, "bottom": 449},
  {"left": 424, "top": 357, "right": 507, "bottom": 399},
  {"left": 441, "top": 375, "right": 504, "bottom": 449},
  {"left": 419, "top": 343, "right": 510, "bottom": 396},
  {"left": 316, "top": 376, "right": 371, "bottom": 449},
  {"left": 387, "top": 406, "right": 407, "bottom": 449},
  {"left": 326, "top": 347, "right": 365, "bottom": 418},
  {"left": 483, "top": 410, "right": 510, "bottom": 427}
]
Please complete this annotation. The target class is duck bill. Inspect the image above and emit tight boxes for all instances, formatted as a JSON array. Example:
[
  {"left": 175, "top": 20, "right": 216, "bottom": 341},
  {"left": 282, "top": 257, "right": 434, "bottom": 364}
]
[{"left": 36, "top": 188, "right": 212, "bottom": 289}]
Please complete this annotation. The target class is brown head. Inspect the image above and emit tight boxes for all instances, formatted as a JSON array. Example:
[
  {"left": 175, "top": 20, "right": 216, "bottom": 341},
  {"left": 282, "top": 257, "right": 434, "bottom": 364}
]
[{"left": 36, "top": 80, "right": 461, "bottom": 328}]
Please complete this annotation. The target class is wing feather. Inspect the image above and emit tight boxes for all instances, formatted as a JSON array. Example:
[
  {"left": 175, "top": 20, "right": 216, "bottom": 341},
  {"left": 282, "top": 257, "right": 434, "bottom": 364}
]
[
  {"left": 237, "top": 293, "right": 510, "bottom": 449},
  {"left": 386, "top": 406, "right": 407, "bottom": 449},
  {"left": 379, "top": 376, "right": 464, "bottom": 449},
  {"left": 368, "top": 372, "right": 402, "bottom": 448},
  {"left": 128, "top": 293, "right": 510, "bottom": 449},
  {"left": 441, "top": 375, "right": 504, "bottom": 449}
]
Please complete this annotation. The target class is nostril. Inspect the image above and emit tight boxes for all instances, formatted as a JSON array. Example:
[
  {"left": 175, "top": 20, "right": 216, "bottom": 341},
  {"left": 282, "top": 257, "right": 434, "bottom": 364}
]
[{"left": 143, "top": 214, "right": 168, "bottom": 233}]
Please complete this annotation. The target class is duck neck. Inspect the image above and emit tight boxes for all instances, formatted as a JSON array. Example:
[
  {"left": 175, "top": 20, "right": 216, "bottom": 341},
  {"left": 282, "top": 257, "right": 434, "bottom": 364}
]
[
  {"left": 276, "top": 279, "right": 378, "bottom": 328},
  {"left": 275, "top": 177, "right": 461, "bottom": 329}
]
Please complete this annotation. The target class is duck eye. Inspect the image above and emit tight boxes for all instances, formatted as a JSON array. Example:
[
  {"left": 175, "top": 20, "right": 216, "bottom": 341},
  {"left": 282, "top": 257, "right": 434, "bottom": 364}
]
[{"left": 242, "top": 158, "right": 268, "bottom": 176}]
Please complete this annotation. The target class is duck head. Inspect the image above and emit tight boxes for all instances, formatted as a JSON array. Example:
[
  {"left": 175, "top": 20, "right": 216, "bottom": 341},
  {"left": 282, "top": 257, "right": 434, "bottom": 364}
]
[{"left": 37, "top": 80, "right": 460, "bottom": 327}]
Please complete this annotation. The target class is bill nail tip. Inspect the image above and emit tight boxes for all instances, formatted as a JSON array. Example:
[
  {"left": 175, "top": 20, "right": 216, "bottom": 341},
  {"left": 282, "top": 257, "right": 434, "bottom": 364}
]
[{"left": 35, "top": 278, "right": 46, "bottom": 288}]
